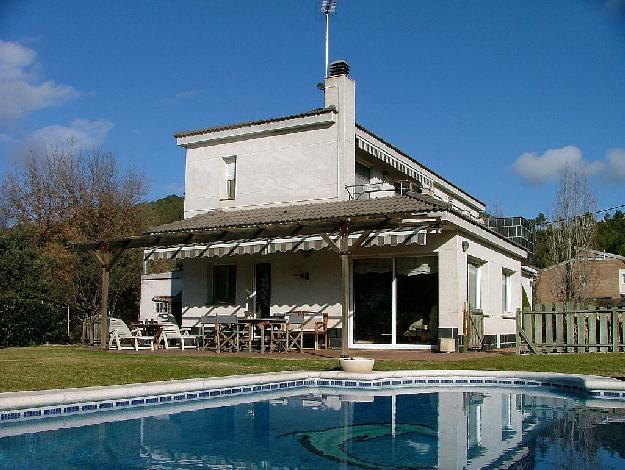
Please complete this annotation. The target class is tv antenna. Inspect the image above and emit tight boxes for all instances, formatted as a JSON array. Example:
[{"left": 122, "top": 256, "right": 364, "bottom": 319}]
[{"left": 321, "top": 0, "right": 337, "bottom": 78}]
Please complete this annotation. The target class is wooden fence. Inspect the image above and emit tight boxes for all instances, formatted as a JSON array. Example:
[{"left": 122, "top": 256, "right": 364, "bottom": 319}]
[{"left": 516, "top": 304, "right": 625, "bottom": 354}]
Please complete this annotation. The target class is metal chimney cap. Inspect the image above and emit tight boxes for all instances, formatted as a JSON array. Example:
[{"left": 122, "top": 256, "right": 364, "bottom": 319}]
[{"left": 329, "top": 60, "right": 350, "bottom": 77}]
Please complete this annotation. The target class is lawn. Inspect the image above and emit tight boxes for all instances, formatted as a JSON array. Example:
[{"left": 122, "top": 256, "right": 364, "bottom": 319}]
[{"left": 1, "top": 345, "right": 625, "bottom": 393}]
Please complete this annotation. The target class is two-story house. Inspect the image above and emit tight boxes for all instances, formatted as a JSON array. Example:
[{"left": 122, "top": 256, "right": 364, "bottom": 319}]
[{"left": 140, "top": 61, "right": 528, "bottom": 352}]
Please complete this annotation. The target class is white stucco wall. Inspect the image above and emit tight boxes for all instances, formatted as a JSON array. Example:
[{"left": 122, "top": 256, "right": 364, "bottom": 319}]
[
  {"left": 139, "top": 271, "right": 183, "bottom": 321},
  {"left": 180, "top": 251, "right": 342, "bottom": 330},
  {"left": 181, "top": 74, "right": 356, "bottom": 218},
  {"left": 437, "top": 231, "right": 523, "bottom": 338}
]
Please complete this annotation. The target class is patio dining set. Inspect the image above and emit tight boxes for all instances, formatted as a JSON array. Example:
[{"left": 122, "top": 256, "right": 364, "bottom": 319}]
[{"left": 108, "top": 312, "right": 329, "bottom": 353}]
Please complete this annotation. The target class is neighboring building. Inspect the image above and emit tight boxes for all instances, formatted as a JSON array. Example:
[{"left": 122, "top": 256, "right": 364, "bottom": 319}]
[
  {"left": 535, "top": 249, "right": 625, "bottom": 306},
  {"left": 142, "top": 61, "right": 529, "bottom": 351},
  {"left": 139, "top": 271, "right": 183, "bottom": 324}
]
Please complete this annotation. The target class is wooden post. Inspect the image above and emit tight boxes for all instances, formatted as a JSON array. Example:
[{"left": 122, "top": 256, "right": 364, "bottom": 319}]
[
  {"left": 339, "top": 224, "right": 350, "bottom": 357},
  {"left": 98, "top": 251, "right": 111, "bottom": 350}
]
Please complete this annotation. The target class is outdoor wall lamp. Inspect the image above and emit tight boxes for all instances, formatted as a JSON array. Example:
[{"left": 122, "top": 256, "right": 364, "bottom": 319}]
[{"left": 462, "top": 240, "right": 470, "bottom": 252}]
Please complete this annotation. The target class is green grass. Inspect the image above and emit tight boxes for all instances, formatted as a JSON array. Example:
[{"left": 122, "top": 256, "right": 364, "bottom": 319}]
[{"left": 1, "top": 346, "right": 625, "bottom": 393}]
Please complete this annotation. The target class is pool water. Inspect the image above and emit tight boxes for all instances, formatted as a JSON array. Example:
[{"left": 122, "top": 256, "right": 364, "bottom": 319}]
[{"left": 2, "top": 389, "right": 625, "bottom": 469}]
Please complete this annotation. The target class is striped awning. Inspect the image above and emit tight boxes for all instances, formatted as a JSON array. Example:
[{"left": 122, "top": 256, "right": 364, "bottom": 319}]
[{"left": 144, "top": 228, "right": 431, "bottom": 262}]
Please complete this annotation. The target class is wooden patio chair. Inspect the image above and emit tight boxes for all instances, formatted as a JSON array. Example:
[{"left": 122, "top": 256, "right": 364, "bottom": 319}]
[
  {"left": 215, "top": 315, "right": 239, "bottom": 353},
  {"left": 315, "top": 312, "right": 329, "bottom": 350},
  {"left": 108, "top": 318, "right": 154, "bottom": 351},
  {"left": 269, "top": 321, "right": 288, "bottom": 352},
  {"left": 286, "top": 313, "right": 305, "bottom": 352}
]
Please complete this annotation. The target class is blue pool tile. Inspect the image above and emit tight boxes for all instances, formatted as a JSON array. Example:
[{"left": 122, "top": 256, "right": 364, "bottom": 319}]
[
  {"left": 145, "top": 397, "right": 158, "bottom": 404},
  {"left": 186, "top": 393, "right": 198, "bottom": 399},
  {"left": 64, "top": 405, "right": 80, "bottom": 412},
  {"left": 44, "top": 408, "right": 62, "bottom": 415},
  {"left": 455, "top": 379, "right": 467, "bottom": 384},
  {"left": 1, "top": 412, "right": 21, "bottom": 420},
  {"left": 527, "top": 381, "right": 540, "bottom": 386},
  {"left": 242, "top": 387, "right": 252, "bottom": 393},
  {"left": 514, "top": 381, "right": 526, "bottom": 386},
  {"left": 428, "top": 379, "right": 440, "bottom": 384},
  {"left": 604, "top": 391, "right": 620, "bottom": 398},
  {"left": 345, "top": 381, "right": 357, "bottom": 387},
  {"left": 470, "top": 379, "right": 483, "bottom": 384},
  {"left": 209, "top": 390, "right": 221, "bottom": 397},
  {"left": 131, "top": 399, "right": 145, "bottom": 405},
  {"left": 159, "top": 396, "right": 172, "bottom": 402},
  {"left": 198, "top": 391, "right": 210, "bottom": 398},
  {"left": 441, "top": 380, "right": 453, "bottom": 384},
  {"left": 296, "top": 381, "right": 304, "bottom": 386},
  {"left": 279, "top": 383, "right": 288, "bottom": 389},
  {"left": 173, "top": 395, "right": 185, "bottom": 401},
  {"left": 98, "top": 403, "right": 114, "bottom": 409},
  {"left": 81, "top": 404, "right": 97, "bottom": 411}
]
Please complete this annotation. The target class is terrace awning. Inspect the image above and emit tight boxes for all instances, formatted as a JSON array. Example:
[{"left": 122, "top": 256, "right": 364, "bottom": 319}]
[{"left": 144, "top": 228, "right": 430, "bottom": 261}]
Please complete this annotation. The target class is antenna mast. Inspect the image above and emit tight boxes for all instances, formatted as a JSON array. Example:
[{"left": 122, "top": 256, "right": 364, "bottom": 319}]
[{"left": 321, "top": 0, "right": 337, "bottom": 78}]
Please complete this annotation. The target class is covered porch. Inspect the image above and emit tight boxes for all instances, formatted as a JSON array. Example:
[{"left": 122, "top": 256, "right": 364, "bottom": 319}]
[{"left": 73, "top": 195, "right": 452, "bottom": 354}]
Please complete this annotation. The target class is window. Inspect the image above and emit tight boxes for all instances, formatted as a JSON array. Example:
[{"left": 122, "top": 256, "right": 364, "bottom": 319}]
[
  {"left": 468, "top": 262, "right": 481, "bottom": 310},
  {"left": 223, "top": 156, "right": 236, "bottom": 199},
  {"left": 155, "top": 301, "right": 169, "bottom": 314},
  {"left": 502, "top": 271, "right": 512, "bottom": 313},
  {"left": 214, "top": 264, "right": 236, "bottom": 305}
]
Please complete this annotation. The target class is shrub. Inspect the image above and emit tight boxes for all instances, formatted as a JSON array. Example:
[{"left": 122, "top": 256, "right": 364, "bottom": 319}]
[{"left": 0, "top": 296, "right": 67, "bottom": 347}]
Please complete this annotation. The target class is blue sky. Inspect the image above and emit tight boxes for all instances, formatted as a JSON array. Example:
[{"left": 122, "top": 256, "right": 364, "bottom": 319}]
[{"left": 1, "top": 0, "right": 624, "bottom": 218}]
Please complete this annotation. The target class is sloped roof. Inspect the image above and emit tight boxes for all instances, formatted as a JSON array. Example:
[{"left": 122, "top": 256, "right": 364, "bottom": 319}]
[
  {"left": 145, "top": 195, "right": 446, "bottom": 235},
  {"left": 173, "top": 107, "right": 336, "bottom": 139}
]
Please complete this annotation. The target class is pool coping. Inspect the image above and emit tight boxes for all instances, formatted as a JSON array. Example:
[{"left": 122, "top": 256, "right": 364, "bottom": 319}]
[{"left": 2, "top": 369, "right": 625, "bottom": 423}]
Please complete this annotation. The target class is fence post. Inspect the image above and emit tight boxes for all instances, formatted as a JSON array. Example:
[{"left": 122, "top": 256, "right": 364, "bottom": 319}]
[{"left": 612, "top": 307, "right": 619, "bottom": 353}]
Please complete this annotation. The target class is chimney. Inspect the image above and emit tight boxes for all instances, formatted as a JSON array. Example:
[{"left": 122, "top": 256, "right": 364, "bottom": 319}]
[
  {"left": 324, "top": 59, "right": 354, "bottom": 112},
  {"left": 323, "top": 60, "right": 356, "bottom": 201}
]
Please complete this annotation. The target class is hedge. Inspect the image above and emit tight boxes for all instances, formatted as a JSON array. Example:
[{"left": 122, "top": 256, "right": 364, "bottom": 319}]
[{"left": 0, "top": 296, "right": 67, "bottom": 347}]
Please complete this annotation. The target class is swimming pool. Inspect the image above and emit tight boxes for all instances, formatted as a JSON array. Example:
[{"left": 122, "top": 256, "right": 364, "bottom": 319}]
[{"left": 2, "top": 385, "right": 625, "bottom": 469}]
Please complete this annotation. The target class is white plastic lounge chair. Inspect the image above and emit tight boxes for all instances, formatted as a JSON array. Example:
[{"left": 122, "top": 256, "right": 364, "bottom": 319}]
[
  {"left": 108, "top": 318, "right": 154, "bottom": 351},
  {"left": 157, "top": 314, "right": 200, "bottom": 350}
]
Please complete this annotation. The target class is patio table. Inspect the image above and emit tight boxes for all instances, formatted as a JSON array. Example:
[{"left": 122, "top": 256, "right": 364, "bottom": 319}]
[{"left": 132, "top": 322, "right": 164, "bottom": 347}]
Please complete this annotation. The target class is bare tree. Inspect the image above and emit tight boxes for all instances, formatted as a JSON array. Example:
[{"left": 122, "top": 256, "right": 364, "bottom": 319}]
[
  {"left": 0, "top": 142, "right": 149, "bottom": 338},
  {"left": 545, "top": 165, "right": 597, "bottom": 303}
]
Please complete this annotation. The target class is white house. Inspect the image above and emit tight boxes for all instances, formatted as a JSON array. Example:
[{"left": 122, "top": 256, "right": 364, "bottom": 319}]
[{"left": 140, "top": 61, "right": 528, "bottom": 352}]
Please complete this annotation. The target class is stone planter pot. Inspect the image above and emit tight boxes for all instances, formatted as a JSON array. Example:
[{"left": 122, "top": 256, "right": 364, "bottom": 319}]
[{"left": 339, "top": 357, "right": 375, "bottom": 373}]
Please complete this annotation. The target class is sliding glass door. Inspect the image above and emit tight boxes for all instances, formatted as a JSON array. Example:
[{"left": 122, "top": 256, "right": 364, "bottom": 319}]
[
  {"left": 353, "top": 256, "right": 438, "bottom": 347},
  {"left": 353, "top": 259, "right": 392, "bottom": 344}
]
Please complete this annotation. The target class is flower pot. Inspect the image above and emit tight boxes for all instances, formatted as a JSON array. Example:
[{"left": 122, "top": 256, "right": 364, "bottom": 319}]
[{"left": 339, "top": 357, "right": 375, "bottom": 373}]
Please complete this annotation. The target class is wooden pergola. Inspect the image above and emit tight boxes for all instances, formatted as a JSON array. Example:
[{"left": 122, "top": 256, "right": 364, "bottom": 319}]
[{"left": 72, "top": 195, "right": 444, "bottom": 355}]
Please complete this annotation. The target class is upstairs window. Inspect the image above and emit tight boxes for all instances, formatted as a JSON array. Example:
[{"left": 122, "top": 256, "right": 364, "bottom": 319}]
[{"left": 223, "top": 156, "right": 236, "bottom": 200}]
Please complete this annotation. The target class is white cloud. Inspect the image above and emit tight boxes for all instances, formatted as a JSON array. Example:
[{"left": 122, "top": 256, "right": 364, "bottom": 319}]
[
  {"left": 27, "top": 119, "right": 113, "bottom": 149},
  {"left": 605, "top": 148, "right": 625, "bottom": 183},
  {"left": 512, "top": 145, "right": 610, "bottom": 184},
  {"left": 0, "top": 40, "right": 80, "bottom": 124}
]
